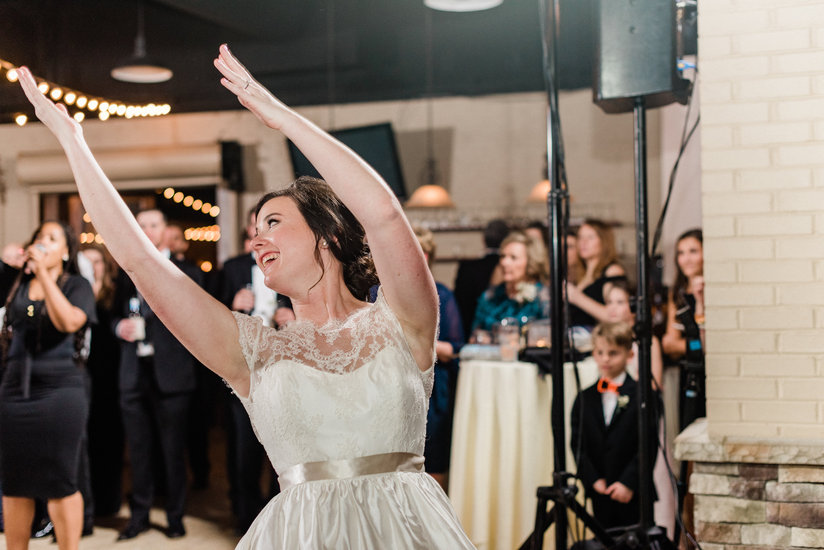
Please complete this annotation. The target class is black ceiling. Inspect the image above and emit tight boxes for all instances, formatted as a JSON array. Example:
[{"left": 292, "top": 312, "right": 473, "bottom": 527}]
[{"left": 0, "top": 0, "right": 594, "bottom": 123}]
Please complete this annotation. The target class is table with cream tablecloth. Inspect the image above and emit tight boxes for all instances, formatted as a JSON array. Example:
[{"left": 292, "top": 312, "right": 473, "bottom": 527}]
[{"left": 448, "top": 357, "right": 599, "bottom": 550}]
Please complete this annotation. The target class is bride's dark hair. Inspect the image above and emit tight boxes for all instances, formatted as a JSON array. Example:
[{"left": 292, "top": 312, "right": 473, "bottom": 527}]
[{"left": 254, "top": 176, "right": 378, "bottom": 300}]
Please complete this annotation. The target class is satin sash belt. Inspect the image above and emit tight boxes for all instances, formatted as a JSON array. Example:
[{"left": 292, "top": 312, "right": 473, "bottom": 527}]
[{"left": 278, "top": 452, "right": 425, "bottom": 491}]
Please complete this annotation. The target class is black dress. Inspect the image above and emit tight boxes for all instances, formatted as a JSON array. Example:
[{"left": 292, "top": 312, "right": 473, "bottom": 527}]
[
  {"left": 569, "top": 265, "right": 626, "bottom": 328},
  {"left": 0, "top": 267, "right": 97, "bottom": 498}
]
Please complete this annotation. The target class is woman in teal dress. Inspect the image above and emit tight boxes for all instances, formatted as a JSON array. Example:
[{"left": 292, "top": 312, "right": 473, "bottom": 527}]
[{"left": 471, "top": 231, "right": 549, "bottom": 334}]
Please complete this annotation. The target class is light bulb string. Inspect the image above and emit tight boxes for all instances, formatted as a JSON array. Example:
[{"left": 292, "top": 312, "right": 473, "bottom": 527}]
[{"left": 0, "top": 56, "right": 171, "bottom": 122}]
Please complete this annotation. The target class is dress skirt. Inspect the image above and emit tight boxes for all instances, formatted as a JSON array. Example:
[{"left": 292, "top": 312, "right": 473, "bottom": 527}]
[
  {"left": 237, "top": 471, "right": 475, "bottom": 549},
  {"left": 0, "top": 358, "right": 88, "bottom": 498}
]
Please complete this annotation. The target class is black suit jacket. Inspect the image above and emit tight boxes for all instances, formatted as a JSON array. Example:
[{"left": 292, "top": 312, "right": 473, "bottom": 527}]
[
  {"left": 113, "top": 257, "right": 204, "bottom": 394},
  {"left": 453, "top": 252, "right": 500, "bottom": 336},
  {"left": 218, "top": 253, "right": 291, "bottom": 311},
  {"left": 570, "top": 375, "right": 655, "bottom": 498}
]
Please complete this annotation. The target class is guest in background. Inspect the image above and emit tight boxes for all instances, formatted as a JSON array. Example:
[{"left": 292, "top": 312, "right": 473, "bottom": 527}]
[
  {"left": 453, "top": 219, "right": 509, "bottom": 336},
  {"left": 0, "top": 221, "right": 97, "bottom": 550},
  {"left": 604, "top": 280, "right": 663, "bottom": 389},
  {"left": 566, "top": 231, "right": 581, "bottom": 281},
  {"left": 524, "top": 220, "right": 550, "bottom": 254},
  {"left": 662, "top": 229, "right": 704, "bottom": 360},
  {"left": 470, "top": 230, "right": 549, "bottom": 334},
  {"left": 603, "top": 279, "right": 676, "bottom": 535},
  {"left": 218, "top": 208, "right": 293, "bottom": 534},
  {"left": 112, "top": 209, "right": 203, "bottom": 540},
  {"left": 570, "top": 322, "right": 656, "bottom": 530},
  {"left": 661, "top": 228, "right": 705, "bottom": 433},
  {"left": 0, "top": 242, "right": 25, "bottom": 321},
  {"left": 78, "top": 243, "right": 124, "bottom": 519},
  {"left": 568, "top": 219, "right": 626, "bottom": 328},
  {"left": 412, "top": 226, "right": 464, "bottom": 491},
  {"left": 164, "top": 224, "right": 190, "bottom": 263}
]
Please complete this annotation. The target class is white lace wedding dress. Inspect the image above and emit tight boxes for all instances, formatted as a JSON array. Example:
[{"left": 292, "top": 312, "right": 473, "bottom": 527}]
[{"left": 230, "top": 289, "right": 475, "bottom": 549}]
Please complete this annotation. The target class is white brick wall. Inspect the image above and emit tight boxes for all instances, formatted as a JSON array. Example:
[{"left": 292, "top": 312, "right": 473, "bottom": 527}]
[{"left": 701, "top": 0, "right": 824, "bottom": 437}]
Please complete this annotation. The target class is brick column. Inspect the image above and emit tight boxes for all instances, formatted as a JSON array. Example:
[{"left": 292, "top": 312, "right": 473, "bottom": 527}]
[{"left": 677, "top": 1, "right": 824, "bottom": 547}]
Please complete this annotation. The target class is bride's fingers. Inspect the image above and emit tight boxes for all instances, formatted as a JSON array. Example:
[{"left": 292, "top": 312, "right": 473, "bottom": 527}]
[
  {"left": 17, "top": 67, "right": 41, "bottom": 101},
  {"left": 218, "top": 44, "right": 255, "bottom": 86},
  {"left": 213, "top": 58, "right": 239, "bottom": 84},
  {"left": 56, "top": 103, "right": 69, "bottom": 115},
  {"left": 219, "top": 44, "right": 249, "bottom": 75},
  {"left": 219, "top": 77, "right": 243, "bottom": 95}
]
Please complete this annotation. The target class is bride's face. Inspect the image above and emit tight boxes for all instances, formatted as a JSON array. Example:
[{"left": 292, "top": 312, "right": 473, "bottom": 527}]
[{"left": 251, "top": 197, "right": 324, "bottom": 295}]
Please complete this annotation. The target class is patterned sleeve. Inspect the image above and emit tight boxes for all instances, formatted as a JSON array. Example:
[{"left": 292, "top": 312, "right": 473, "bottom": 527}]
[{"left": 232, "top": 311, "right": 265, "bottom": 372}]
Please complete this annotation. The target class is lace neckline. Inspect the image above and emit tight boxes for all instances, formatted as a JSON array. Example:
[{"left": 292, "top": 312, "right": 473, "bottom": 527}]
[{"left": 282, "top": 291, "right": 379, "bottom": 334}]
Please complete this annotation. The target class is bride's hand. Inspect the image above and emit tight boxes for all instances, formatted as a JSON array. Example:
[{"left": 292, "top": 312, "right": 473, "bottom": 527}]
[
  {"left": 213, "top": 44, "right": 292, "bottom": 130},
  {"left": 16, "top": 67, "right": 82, "bottom": 142}
]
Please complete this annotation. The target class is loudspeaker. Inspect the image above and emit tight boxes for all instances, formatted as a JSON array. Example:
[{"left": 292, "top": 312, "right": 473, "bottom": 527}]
[
  {"left": 593, "top": 0, "right": 689, "bottom": 114},
  {"left": 221, "top": 141, "right": 245, "bottom": 192}
]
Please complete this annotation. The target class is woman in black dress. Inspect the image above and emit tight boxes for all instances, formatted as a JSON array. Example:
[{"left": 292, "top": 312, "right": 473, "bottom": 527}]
[
  {"left": 567, "top": 219, "right": 626, "bottom": 328},
  {"left": 79, "top": 243, "right": 124, "bottom": 518},
  {"left": 0, "top": 221, "right": 96, "bottom": 550}
]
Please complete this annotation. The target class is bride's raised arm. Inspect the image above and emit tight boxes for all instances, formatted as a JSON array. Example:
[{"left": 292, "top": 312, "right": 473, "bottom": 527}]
[
  {"left": 16, "top": 67, "right": 249, "bottom": 389},
  {"left": 215, "top": 45, "right": 438, "bottom": 370}
]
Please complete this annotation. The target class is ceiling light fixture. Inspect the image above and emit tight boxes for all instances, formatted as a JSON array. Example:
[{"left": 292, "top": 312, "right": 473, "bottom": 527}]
[
  {"left": 405, "top": 8, "right": 455, "bottom": 209},
  {"left": 424, "top": 0, "right": 503, "bottom": 12},
  {"left": 111, "top": 2, "right": 173, "bottom": 84}
]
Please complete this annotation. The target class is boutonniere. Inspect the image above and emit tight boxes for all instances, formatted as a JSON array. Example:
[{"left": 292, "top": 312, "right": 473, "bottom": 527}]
[
  {"left": 617, "top": 394, "right": 630, "bottom": 410},
  {"left": 514, "top": 282, "right": 538, "bottom": 304}
]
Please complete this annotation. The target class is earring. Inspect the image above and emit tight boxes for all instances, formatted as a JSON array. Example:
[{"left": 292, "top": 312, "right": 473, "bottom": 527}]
[
  {"left": 62, "top": 254, "right": 69, "bottom": 262},
  {"left": 320, "top": 240, "right": 328, "bottom": 249}
]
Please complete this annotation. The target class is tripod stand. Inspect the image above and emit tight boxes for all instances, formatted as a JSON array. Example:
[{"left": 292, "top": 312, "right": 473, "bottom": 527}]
[{"left": 519, "top": 1, "right": 678, "bottom": 544}]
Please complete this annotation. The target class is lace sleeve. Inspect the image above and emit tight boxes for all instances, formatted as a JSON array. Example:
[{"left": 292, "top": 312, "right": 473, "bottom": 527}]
[{"left": 232, "top": 311, "right": 266, "bottom": 372}]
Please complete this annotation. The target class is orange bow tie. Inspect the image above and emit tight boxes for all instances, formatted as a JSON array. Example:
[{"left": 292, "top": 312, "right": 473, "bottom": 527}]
[{"left": 596, "top": 377, "right": 621, "bottom": 395}]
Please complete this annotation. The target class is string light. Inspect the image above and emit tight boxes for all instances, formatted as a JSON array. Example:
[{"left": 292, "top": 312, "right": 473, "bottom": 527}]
[
  {"left": 199, "top": 261, "right": 213, "bottom": 273},
  {"left": 0, "top": 57, "right": 172, "bottom": 124},
  {"left": 184, "top": 225, "right": 221, "bottom": 242},
  {"left": 160, "top": 188, "right": 219, "bottom": 217},
  {"left": 14, "top": 114, "right": 27, "bottom": 127},
  {"left": 79, "top": 232, "right": 105, "bottom": 244}
]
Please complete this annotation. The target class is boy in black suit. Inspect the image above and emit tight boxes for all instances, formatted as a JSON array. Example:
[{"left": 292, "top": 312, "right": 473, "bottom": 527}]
[{"left": 571, "top": 322, "right": 644, "bottom": 529}]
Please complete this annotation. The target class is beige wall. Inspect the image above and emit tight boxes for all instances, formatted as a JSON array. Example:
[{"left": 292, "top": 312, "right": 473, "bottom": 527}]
[{"left": 701, "top": 0, "right": 824, "bottom": 439}]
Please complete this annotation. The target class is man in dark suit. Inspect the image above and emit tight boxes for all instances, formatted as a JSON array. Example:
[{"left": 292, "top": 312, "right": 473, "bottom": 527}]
[
  {"left": 218, "top": 208, "right": 293, "bottom": 534},
  {"left": 453, "top": 219, "right": 509, "bottom": 336},
  {"left": 570, "top": 322, "right": 657, "bottom": 530},
  {"left": 113, "top": 209, "right": 203, "bottom": 540}
]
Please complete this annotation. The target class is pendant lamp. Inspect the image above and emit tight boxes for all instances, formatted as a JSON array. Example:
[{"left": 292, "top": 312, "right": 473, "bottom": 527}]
[
  {"left": 424, "top": 0, "right": 503, "bottom": 12},
  {"left": 111, "top": 2, "right": 173, "bottom": 84}
]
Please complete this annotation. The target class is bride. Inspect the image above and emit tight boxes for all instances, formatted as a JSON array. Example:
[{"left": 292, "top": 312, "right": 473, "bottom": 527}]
[{"left": 17, "top": 44, "right": 474, "bottom": 549}]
